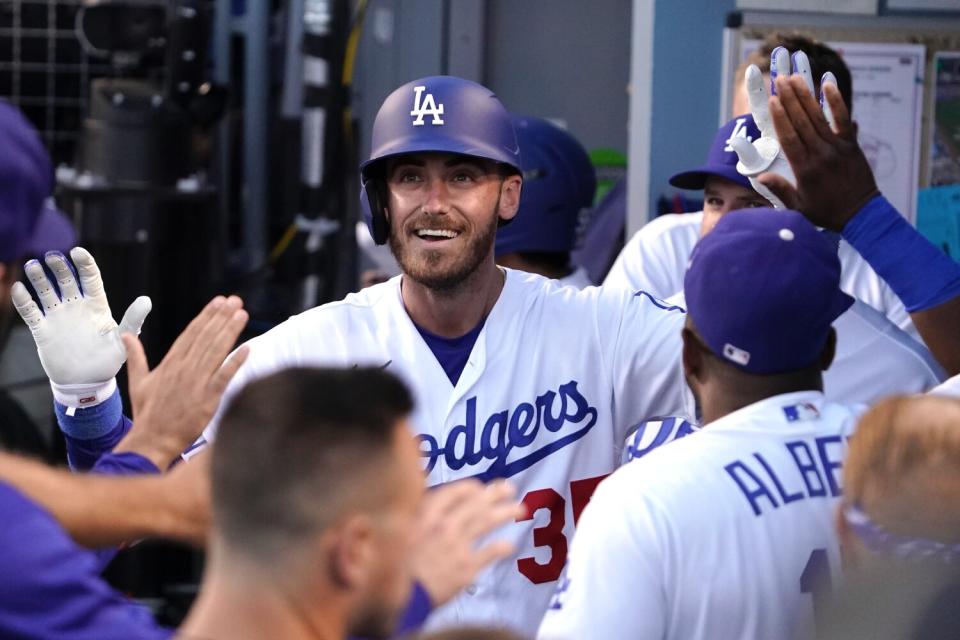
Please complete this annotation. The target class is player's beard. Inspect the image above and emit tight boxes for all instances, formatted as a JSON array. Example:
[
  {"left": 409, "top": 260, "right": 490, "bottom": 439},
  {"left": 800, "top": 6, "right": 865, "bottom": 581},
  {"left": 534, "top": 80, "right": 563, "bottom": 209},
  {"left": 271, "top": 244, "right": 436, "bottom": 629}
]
[{"left": 388, "top": 198, "right": 500, "bottom": 293}]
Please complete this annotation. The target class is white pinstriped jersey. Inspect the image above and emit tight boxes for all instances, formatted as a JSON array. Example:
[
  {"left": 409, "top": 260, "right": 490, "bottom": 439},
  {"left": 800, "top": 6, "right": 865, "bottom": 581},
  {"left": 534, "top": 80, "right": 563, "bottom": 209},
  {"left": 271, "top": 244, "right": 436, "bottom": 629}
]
[
  {"left": 538, "top": 391, "right": 864, "bottom": 640},
  {"left": 202, "top": 268, "right": 693, "bottom": 636}
]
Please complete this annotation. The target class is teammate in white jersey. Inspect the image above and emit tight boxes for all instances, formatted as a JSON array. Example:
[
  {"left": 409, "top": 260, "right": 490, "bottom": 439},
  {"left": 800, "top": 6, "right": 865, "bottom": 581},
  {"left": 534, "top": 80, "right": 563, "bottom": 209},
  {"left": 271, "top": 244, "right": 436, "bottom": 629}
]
[
  {"left": 494, "top": 115, "right": 596, "bottom": 289},
  {"left": 188, "top": 77, "right": 691, "bottom": 635},
  {"left": 540, "top": 58, "right": 960, "bottom": 640},
  {"left": 539, "top": 209, "right": 863, "bottom": 640},
  {"left": 605, "top": 89, "right": 916, "bottom": 340},
  {"left": 604, "top": 115, "right": 943, "bottom": 405}
]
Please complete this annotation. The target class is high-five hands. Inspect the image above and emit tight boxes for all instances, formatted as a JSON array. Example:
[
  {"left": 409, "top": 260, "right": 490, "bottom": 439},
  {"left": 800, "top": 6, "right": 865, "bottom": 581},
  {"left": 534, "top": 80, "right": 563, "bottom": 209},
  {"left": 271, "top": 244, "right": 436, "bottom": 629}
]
[
  {"left": 11, "top": 248, "right": 152, "bottom": 407},
  {"left": 112, "top": 296, "right": 249, "bottom": 470},
  {"left": 757, "top": 74, "right": 880, "bottom": 231},
  {"left": 729, "top": 47, "right": 843, "bottom": 211}
]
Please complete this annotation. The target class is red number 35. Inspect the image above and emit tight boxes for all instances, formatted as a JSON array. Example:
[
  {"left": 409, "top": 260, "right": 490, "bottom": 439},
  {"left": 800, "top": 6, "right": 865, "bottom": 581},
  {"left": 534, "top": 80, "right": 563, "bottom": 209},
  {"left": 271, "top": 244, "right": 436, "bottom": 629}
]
[{"left": 516, "top": 475, "right": 608, "bottom": 584}]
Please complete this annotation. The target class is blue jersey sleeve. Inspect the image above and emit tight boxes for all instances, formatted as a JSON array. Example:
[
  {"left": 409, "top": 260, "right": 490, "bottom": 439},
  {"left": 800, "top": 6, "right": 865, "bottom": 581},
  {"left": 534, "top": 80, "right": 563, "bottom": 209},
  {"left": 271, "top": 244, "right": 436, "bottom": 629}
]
[{"left": 0, "top": 481, "right": 172, "bottom": 640}]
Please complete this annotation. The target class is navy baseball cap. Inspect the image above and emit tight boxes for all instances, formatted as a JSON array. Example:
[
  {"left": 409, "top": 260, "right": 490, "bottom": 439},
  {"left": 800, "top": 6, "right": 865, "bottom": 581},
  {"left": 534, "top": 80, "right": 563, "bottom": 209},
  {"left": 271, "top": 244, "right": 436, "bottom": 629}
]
[
  {"left": 684, "top": 208, "right": 854, "bottom": 374},
  {"left": 0, "top": 100, "right": 75, "bottom": 263},
  {"left": 669, "top": 115, "right": 760, "bottom": 191}
]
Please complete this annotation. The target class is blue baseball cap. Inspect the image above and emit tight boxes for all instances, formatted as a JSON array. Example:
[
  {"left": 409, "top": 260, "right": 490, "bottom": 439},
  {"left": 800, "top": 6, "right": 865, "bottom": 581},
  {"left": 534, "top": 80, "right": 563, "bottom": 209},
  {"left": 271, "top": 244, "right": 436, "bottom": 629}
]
[
  {"left": 669, "top": 115, "right": 760, "bottom": 191},
  {"left": 0, "top": 101, "right": 75, "bottom": 263},
  {"left": 684, "top": 209, "right": 854, "bottom": 374}
]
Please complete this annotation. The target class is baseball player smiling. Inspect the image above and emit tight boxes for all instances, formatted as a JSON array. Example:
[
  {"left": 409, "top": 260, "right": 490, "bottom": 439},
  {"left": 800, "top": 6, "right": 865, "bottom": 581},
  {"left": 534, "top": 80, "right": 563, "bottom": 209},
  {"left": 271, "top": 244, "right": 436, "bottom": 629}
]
[{"left": 194, "top": 76, "right": 695, "bottom": 635}]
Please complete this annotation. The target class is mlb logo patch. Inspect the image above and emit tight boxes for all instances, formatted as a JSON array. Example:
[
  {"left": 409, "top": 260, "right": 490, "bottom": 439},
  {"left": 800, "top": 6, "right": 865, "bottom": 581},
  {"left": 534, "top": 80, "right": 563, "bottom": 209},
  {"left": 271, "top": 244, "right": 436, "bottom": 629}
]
[
  {"left": 723, "top": 343, "right": 751, "bottom": 366},
  {"left": 783, "top": 402, "right": 820, "bottom": 422}
]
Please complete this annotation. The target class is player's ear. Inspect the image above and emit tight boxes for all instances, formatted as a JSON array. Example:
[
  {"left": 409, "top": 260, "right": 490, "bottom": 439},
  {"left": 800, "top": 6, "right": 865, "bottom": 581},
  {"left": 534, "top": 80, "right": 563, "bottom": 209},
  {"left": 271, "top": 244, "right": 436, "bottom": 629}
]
[
  {"left": 329, "top": 514, "right": 376, "bottom": 589},
  {"left": 681, "top": 327, "right": 705, "bottom": 385},
  {"left": 497, "top": 173, "right": 522, "bottom": 222},
  {"left": 819, "top": 327, "right": 837, "bottom": 372}
]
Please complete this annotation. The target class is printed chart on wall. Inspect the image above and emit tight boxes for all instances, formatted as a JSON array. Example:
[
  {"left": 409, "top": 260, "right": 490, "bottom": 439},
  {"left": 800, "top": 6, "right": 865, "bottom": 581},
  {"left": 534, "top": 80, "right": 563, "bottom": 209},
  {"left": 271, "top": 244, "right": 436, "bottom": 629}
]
[
  {"left": 930, "top": 52, "right": 960, "bottom": 187},
  {"left": 741, "top": 40, "right": 925, "bottom": 223}
]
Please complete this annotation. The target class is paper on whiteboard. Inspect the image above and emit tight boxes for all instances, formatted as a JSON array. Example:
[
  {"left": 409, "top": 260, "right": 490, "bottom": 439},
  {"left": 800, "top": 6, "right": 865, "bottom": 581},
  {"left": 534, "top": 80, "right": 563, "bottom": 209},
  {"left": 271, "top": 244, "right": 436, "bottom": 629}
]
[
  {"left": 740, "top": 40, "right": 925, "bottom": 224},
  {"left": 930, "top": 52, "right": 960, "bottom": 187}
]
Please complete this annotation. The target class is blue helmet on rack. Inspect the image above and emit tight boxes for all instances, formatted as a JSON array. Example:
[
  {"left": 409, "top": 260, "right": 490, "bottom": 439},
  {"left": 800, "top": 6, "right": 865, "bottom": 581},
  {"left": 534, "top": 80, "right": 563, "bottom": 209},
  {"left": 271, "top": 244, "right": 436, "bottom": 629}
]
[
  {"left": 359, "top": 76, "right": 522, "bottom": 245},
  {"left": 495, "top": 115, "right": 596, "bottom": 257}
]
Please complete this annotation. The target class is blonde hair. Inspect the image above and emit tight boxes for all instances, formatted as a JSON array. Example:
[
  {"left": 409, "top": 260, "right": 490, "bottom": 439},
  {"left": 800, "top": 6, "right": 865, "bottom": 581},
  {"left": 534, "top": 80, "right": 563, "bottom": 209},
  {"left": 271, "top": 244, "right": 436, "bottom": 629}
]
[{"left": 844, "top": 395, "right": 960, "bottom": 543}]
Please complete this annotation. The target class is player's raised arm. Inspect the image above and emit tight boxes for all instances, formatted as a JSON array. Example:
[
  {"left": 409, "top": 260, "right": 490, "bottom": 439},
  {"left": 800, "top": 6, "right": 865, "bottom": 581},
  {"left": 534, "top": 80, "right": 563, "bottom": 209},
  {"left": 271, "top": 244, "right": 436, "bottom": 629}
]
[
  {"left": 0, "top": 449, "right": 211, "bottom": 548},
  {"left": 758, "top": 74, "right": 960, "bottom": 375},
  {"left": 11, "top": 247, "right": 151, "bottom": 469}
]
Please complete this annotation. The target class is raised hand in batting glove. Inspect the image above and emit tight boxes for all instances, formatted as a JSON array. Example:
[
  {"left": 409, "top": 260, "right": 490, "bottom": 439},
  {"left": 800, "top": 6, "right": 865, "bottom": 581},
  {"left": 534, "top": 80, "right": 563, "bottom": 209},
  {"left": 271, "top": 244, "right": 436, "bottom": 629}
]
[
  {"left": 757, "top": 75, "right": 880, "bottom": 232},
  {"left": 728, "top": 46, "right": 839, "bottom": 210},
  {"left": 11, "top": 247, "right": 152, "bottom": 408}
]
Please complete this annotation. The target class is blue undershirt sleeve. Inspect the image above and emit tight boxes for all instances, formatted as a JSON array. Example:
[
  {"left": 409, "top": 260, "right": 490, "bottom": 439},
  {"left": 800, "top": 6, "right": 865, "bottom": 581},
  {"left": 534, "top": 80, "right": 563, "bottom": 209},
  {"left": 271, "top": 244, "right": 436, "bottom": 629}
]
[
  {"left": 842, "top": 195, "right": 960, "bottom": 312},
  {"left": 55, "top": 389, "right": 131, "bottom": 471}
]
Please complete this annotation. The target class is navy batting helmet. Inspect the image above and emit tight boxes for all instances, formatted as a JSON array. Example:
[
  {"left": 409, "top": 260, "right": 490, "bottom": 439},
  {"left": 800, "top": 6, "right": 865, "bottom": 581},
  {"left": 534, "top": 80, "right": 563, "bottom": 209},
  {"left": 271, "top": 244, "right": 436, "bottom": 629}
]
[
  {"left": 359, "top": 76, "right": 521, "bottom": 245},
  {"left": 494, "top": 115, "right": 596, "bottom": 257}
]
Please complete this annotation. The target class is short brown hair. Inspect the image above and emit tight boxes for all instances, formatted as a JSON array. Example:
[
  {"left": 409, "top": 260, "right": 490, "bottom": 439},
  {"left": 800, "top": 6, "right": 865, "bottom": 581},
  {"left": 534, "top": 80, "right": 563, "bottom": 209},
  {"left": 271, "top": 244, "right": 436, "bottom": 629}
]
[
  {"left": 737, "top": 31, "right": 853, "bottom": 112},
  {"left": 212, "top": 366, "right": 415, "bottom": 560}
]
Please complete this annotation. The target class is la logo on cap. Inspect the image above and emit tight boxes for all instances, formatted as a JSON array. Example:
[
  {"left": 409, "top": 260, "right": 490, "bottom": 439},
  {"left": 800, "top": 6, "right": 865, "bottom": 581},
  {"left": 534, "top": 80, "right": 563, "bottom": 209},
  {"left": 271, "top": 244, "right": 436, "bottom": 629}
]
[
  {"left": 724, "top": 117, "right": 753, "bottom": 152},
  {"left": 410, "top": 86, "right": 444, "bottom": 126}
]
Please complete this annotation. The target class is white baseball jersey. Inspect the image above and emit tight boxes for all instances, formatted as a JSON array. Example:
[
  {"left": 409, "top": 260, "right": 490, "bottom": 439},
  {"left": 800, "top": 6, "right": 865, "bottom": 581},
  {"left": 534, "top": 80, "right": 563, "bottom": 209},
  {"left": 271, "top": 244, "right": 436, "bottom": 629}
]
[
  {"left": 931, "top": 372, "right": 960, "bottom": 398},
  {"left": 538, "top": 391, "right": 863, "bottom": 640},
  {"left": 203, "top": 268, "right": 693, "bottom": 636},
  {"left": 603, "top": 211, "right": 918, "bottom": 340},
  {"left": 557, "top": 266, "right": 592, "bottom": 289}
]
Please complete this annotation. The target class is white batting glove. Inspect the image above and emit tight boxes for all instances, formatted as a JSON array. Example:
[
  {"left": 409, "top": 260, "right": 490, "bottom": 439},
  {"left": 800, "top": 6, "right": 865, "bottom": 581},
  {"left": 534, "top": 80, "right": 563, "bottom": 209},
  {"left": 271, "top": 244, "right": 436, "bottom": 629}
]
[
  {"left": 728, "top": 47, "right": 838, "bottom": 210},
  {"left": 11, "top": 247, "right": 152, "bottom": 408}
]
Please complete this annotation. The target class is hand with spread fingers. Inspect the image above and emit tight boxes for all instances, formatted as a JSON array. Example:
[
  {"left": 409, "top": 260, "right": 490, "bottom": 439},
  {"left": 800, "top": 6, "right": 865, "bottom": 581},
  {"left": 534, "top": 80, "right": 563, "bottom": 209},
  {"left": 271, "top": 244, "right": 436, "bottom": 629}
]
[
  {"left": 411, "top": 479, "right": 526, "bottom": 606},
  {"left": 729, "top": 46, "right": 845, "bottom": 211},
  {"left": 112, "top": 296, "right": 250, "bottom": 470},
  {"left": 756, "top": 75, "right": 879, "bottom": 231},
  {"left": 10, "top": 247, "right": 152, "bottom": 408}
]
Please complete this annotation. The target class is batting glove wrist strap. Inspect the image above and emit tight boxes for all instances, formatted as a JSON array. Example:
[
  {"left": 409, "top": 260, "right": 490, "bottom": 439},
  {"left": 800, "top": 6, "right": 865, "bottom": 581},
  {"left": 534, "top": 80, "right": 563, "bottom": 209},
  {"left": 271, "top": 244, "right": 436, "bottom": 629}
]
[{"left": 51, "top": 378, "right": 118, "bottom": 409}]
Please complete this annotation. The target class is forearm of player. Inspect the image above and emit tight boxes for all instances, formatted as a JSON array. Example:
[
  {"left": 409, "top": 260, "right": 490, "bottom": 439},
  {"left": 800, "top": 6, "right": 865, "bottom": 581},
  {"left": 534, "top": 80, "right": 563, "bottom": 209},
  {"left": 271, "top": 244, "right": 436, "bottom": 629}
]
[
  {"left": 842, "top": 195, "right": 960, "bottom": 374},
  {"left": 0, "top": 452, "right": 207, "bottom": 548}
]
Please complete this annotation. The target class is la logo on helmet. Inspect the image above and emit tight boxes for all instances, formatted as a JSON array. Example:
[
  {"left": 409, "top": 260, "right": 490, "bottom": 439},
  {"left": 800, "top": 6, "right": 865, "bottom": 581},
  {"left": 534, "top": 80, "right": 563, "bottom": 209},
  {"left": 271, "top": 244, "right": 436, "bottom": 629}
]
[{"left": 410, "top": 86, "right": 445, "bottom": 126}]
